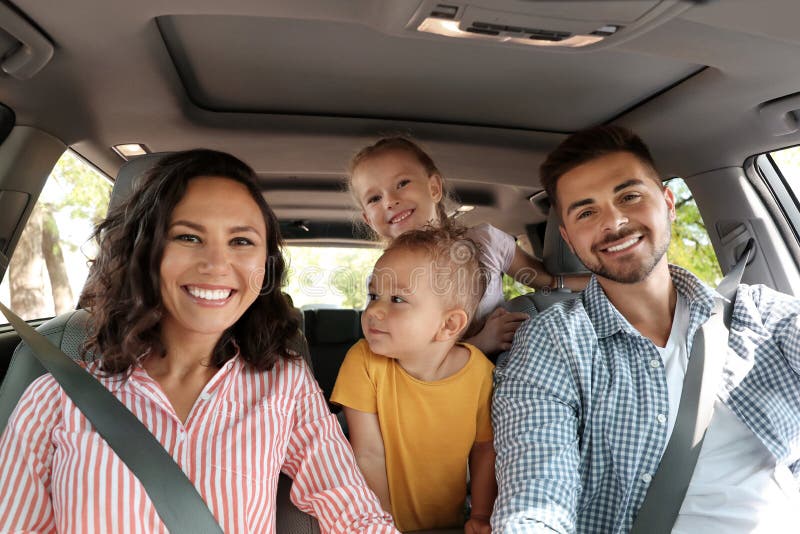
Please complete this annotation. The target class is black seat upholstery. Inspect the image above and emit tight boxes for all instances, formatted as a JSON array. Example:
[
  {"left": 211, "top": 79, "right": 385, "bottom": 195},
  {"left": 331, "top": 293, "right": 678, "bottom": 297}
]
[
  {"left": 303, "top": 308, "right": 362, "bottom": 411},
  {"left": 0, "top": 153, "right": 321, "bottom": 532},
  {"left": 0, "top": 309, "right": 90, "bottom": 434}
]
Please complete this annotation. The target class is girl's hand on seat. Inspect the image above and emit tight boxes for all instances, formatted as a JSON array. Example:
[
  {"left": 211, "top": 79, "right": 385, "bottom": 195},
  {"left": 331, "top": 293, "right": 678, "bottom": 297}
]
[
  {"left": 464, "top": 516, "right": 491, "bottom": 533},
  {"left": 467, "top": 307, "right": 528, "bottom": 354}
]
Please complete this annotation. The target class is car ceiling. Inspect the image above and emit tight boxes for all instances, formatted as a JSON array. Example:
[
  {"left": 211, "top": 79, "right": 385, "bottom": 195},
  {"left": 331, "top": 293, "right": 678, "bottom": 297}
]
[{"left": 3, "top": 0, "right": 800, "bottom": 239}]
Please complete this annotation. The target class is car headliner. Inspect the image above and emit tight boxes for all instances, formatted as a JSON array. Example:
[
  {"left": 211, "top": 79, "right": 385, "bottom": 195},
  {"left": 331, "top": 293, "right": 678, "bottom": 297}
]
[{"left": 3, "top": 0, "right": 800, "bottom": 239}]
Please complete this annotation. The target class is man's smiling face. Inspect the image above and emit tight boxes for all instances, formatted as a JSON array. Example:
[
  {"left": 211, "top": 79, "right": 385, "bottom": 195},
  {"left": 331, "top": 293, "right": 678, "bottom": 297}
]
[{"left": 556, "top": 151, "right": 676, "bottom": 284}]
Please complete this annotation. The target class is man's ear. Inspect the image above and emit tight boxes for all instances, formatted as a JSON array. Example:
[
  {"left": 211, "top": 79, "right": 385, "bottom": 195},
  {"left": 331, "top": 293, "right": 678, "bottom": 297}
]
[
  {"left": 429, "top": 173, "right": 444, "bottom": 203},
  {"left": 559, "top": 225, "right": 576, "bottom": 254},
  {"left": 435, "top": 308, "right": 469, "bottom": 342},
  {"left": 361, "top": 210, "right": 370, "bottom": 225},
  {"left": 663, "top": 185, "right": 677, "bottom": 222}
]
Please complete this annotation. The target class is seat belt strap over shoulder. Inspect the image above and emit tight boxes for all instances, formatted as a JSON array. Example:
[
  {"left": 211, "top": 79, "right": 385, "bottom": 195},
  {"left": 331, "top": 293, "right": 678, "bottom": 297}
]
[
  {"left": 630, "top": 239, "right": 754, "bottom": 534},
  {"left": 0, "top": 302, "right": 224, "bottom": 534}
]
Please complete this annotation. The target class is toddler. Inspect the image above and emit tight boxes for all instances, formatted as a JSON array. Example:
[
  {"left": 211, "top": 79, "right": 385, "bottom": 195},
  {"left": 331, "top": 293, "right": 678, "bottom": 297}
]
[{"left": 331, "top": 226, "right": 495, "bottom": 533}]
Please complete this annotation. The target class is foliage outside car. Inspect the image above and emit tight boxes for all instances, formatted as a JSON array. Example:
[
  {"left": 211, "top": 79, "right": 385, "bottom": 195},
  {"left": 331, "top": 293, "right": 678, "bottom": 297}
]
[
  {"left": 664, "top": 178, "right": 722, "bottom": 287},
  {"left": 0, "top": 151, "right": 110, "bottom": 320}
]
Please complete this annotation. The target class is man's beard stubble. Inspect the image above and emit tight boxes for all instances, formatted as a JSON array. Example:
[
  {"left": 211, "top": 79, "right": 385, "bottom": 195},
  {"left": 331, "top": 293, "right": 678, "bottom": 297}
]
[{"left": 574, "top": 215, "right": 672, "bottom": 284}]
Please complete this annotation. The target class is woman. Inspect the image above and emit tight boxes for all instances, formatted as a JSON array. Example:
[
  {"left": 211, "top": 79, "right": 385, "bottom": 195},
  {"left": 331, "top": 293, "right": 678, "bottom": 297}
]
[{"left": 0, "top": 150, "right": 397, "bottom": 533}]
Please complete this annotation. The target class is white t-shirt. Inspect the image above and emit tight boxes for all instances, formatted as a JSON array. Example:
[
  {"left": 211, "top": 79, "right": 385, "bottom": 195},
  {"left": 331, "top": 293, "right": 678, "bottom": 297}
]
[
  {"left": 466, "top": 223, "right": 516, "bottom": 322},
  {"left": 655, "top": 293, "right": 800, "bottom": 533}
]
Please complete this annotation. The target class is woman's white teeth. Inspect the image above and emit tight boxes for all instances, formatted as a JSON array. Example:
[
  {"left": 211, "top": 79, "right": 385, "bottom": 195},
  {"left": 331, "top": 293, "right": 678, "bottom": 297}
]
[
  {"left": 187, "top": 287, "right": 232, "bottom": 300},
  {"left": 606, "top": 236, "right": 640, "bottom": 252}
]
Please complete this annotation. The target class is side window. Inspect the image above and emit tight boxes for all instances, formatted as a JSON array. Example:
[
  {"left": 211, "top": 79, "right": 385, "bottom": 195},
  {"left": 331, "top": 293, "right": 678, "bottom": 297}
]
[
  {"left": 665, "top": 177, "right": 722, "bottom": 286},
  {"left": 761, "top": 146, "right": 800, "bottom": 244},
  {"left": 768, "top": 145, "right": 800, "bottom": 206},
  {"left": 0, "top": 150, "right": 111, "bottom": 321}
]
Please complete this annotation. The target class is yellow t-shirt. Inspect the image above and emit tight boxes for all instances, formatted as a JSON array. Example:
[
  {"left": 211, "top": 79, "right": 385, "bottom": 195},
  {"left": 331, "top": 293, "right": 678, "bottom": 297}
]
[{"left": 330, "top": 339, "right": 494, "bottom": 532}]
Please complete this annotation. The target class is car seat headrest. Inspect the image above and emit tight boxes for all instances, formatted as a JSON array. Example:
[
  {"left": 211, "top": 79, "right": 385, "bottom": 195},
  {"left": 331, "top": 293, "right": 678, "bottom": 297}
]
[
  {"left": 108, "top": 153, "right": 171, "bottom": 212},
  {"left": 542, "top": 209, "right": 590, "bottom": 276},
  {"left": 310, "top": 309, "right": 361, "bottom": 344}
]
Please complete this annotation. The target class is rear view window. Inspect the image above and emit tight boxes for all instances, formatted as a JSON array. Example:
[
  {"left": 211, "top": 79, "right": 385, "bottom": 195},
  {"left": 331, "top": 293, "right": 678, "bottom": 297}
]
[
  {"left": 284, "top": 246, "right": 382, "bottom": 309},
  {"left": 0, "top": 151, "right": 111, "bottom": 321}
]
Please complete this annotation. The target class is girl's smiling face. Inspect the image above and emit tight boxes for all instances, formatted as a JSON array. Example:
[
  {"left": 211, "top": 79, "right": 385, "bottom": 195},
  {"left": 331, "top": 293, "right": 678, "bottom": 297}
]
[
  {"left": 159, "top": 176, "right": 268, "bottom": 344},
  {"left": 351, "top": 149, "right": 443, "bottom": 240}
]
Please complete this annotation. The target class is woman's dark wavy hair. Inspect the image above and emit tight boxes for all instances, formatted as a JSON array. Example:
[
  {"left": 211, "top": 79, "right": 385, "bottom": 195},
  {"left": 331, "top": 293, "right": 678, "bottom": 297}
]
[{"left": 81, "top": 149, "right": 300, "bottom": 374}]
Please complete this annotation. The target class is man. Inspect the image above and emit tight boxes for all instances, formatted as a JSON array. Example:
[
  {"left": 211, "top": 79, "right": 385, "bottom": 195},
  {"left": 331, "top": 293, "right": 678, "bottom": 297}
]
[{"left": 491, "top": 125, "right": 800, "bottom": 533}]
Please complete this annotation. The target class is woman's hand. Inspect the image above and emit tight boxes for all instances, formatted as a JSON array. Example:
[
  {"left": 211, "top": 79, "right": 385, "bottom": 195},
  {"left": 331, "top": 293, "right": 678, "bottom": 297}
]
[{"left": 467, "top": 307, "right": 528, "bottom": 354}]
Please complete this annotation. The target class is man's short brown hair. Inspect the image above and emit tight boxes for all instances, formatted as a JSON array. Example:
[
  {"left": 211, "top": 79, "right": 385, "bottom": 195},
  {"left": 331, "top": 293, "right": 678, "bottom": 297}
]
[{"left": 540, "top": 125, "right": 660, "bottom": 213}]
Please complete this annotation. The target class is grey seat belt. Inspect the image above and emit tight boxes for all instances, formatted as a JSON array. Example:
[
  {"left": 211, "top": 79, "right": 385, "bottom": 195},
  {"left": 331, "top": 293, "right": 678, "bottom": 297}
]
[
  {"left": 0, "top": 302, "right": 224, "bottom": 534},
  {"left": 631, "top": 239, "right": 754, "bottom": 534}
]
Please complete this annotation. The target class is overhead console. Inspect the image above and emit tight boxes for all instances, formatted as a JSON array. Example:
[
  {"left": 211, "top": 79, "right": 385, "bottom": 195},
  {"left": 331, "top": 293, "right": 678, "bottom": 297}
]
[{"left": 408, "top": 0, "right": 700, "bottom": 52}]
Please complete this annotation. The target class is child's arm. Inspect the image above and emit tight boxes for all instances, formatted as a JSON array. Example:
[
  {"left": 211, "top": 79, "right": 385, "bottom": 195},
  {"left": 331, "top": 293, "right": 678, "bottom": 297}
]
[
  {"left": 465, "top": 440, "right": 497, "bottom": 534},
  {"left": 507, "top": 245, "right": 589, "bottom": 292},
  {"left": 344, "top": 406, "right": 392, "bottom": 514}
]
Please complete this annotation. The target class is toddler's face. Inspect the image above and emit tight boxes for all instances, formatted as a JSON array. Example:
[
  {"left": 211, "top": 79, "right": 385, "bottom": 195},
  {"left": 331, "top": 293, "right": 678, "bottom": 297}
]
[
  {"left": 351, "top": 150, "right": 443, "bottom": 239},
  {"left": 361, "top": 249, "right": 450, "bottom": 359}
]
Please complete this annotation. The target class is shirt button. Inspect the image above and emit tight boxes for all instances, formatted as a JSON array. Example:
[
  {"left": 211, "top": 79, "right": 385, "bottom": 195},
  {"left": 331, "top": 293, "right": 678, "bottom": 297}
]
[
  {"left": 177, "top": 431, "right": 185, "bottom": 443},
  {"left": 641, "top": 473, "right": 652, "bottom": 484},
  {"left": 656, "top": 414, "right": 667, "bottom": 424},
  {"left": 200, "top": 392, "right": 211, "bottom": 401},
  {"left": 650, "top": 359, "right": 660, "bottom": 368}
]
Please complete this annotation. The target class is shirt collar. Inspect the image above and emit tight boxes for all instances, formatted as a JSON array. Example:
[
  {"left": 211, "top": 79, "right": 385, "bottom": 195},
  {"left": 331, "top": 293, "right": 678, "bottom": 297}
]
[
  {"left": 84, "top": 360, "right": 135, "bottom": 394},
  {"left": 583, "top": 264, "right": 718, "bottom": 340},
  {"left": 100, "top": 350, "right": 243, "bottom": 396}
]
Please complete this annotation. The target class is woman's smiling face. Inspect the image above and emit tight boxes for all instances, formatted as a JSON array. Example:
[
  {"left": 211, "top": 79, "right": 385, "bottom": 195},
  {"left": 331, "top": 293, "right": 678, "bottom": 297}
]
[{"left": 159, "top": 176, "right": 268, "bottom": 343}]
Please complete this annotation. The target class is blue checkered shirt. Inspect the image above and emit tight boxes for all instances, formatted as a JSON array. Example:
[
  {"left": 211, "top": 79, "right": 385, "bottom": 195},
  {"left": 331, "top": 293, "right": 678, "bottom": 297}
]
[{"left": 492, "top": 265, "right": 800, "bottom": 533}]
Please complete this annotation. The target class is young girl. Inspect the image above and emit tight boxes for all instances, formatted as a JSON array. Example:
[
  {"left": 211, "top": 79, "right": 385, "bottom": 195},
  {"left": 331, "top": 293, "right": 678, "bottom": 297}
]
[{"left": 348, "top": 136, "right": 587, "bottom": 355}]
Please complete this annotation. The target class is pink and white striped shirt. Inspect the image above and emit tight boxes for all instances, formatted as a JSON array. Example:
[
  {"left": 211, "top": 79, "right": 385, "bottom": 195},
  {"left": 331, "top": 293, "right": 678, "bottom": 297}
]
[{"left": 0, "top": 355, "right": 398, "bottom": 533}]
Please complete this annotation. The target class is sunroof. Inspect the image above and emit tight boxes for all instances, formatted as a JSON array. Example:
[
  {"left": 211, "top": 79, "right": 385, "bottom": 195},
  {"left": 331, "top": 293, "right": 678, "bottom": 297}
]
[{"left": 158, "top": 14, "right": 702, "bottom": 132}]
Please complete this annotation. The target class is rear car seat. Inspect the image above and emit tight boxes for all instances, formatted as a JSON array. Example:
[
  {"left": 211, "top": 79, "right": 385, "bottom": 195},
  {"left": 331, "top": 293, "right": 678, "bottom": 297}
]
[{"left": 303, "top": 307, "right": 362, "bottom": 411}]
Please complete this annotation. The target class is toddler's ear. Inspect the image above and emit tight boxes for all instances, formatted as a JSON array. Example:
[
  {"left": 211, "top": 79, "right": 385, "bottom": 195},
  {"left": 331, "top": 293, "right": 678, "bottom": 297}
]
[{"left": 436, "top": 309, "right": 469, "bottom": 342}]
